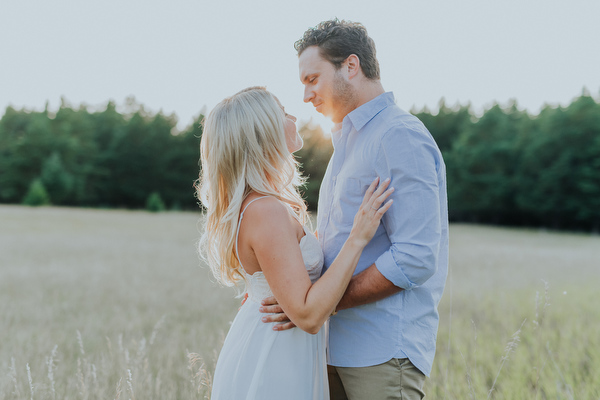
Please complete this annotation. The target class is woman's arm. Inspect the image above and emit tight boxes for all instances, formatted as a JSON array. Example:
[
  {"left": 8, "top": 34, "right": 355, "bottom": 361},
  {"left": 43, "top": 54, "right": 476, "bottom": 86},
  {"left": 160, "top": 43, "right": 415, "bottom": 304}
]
[{"left": 244, "top": 178, "right": 392, "bottom": 334}]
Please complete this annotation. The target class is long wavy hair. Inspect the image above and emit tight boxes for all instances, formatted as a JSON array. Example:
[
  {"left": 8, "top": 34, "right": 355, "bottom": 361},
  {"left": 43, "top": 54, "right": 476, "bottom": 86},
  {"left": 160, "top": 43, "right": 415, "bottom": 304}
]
[{"left": 197, "top": 87, "right": 307, "bottom": 286}]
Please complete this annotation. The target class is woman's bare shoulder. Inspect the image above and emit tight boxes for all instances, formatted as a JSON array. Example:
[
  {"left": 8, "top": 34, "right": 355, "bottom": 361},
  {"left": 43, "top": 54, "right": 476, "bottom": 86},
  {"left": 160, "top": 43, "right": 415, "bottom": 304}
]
[
  {"left": 241, "top": 196, "right": 289, "bottom": 225},
  {"left": 241, "top": 196, "right": 300, "bottom": 243}
]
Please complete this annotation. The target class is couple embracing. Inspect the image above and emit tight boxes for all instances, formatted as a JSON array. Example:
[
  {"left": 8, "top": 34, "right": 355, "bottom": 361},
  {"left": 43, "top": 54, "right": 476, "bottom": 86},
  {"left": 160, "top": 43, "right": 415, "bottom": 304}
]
[{"left": 197, "top": 19, "right": 448, "bottom": 400}]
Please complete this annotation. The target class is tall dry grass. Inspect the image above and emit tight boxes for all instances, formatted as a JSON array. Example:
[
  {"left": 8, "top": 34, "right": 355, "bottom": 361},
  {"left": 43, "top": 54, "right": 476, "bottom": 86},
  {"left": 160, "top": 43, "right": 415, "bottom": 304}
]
[
  {"left": 1, "top": 206, "right": 599, "bottom": 399},
  {"left": 1, "top": 205, "right": 235, "bottom": 399},
  {"left": 428, "top": 225, "right": 600, "bottom": 399}
]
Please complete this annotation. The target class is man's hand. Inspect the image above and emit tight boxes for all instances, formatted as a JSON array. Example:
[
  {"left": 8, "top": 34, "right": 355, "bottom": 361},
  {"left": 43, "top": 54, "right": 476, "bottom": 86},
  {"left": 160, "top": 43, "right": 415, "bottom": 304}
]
[{"left": 259, "top": 296, "right": 296, "bottom": 331}]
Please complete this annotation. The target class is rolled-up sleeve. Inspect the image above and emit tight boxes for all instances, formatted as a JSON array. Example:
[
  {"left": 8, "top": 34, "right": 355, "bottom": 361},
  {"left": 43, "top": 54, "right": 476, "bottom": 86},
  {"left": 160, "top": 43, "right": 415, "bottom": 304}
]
[{"left": 374, "top": 123, "right": 442, "bottom": 290}]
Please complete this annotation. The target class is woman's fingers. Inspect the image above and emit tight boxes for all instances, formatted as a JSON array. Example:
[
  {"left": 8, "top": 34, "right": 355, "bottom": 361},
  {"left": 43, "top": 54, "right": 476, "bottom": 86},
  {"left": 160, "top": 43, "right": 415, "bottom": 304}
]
[
  {"left": 374, "top": 177, "right": 391, "bottom": 195},
  {"left": 364, "top": 177, "right": 392, "bottom": 212},
  {"left": 376, "top": 198, "right": 393, "bottom": 217},
  {"left": 361, "top": 177, "right": 380, "bottom": 207},
  {"left": 372, "top": 187, "right": 395, "bottom": 210},
  {"left": 362, "top": 177, "right": 388, "bottom": 207},
  {"left": 371, "top": 178, "right": 391, "bottom": 199}
]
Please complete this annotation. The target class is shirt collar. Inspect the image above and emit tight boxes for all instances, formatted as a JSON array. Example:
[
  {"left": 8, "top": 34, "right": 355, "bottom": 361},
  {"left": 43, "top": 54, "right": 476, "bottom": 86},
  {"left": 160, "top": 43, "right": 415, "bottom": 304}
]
[{"left": 344, "top": 92, "right": 396, "bottom": 132}]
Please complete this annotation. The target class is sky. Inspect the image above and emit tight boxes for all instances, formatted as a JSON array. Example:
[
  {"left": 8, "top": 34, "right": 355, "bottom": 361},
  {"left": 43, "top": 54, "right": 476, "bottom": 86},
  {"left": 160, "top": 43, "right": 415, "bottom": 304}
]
[{"left": 1, "top": 0, "right": 599, "bottom": 133}]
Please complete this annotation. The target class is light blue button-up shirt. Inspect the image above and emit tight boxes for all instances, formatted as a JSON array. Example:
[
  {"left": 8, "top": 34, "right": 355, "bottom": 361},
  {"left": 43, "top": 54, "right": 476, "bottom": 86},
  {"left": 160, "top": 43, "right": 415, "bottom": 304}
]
[{"left": 317, "top": 92, "right": 448, "bottom": 376}]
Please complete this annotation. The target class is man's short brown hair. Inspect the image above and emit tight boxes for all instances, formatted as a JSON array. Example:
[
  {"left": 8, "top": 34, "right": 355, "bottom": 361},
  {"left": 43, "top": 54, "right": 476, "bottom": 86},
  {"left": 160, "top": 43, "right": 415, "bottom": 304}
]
[{"left": 294, "top": 19, "right": 381, "bottom": 80}]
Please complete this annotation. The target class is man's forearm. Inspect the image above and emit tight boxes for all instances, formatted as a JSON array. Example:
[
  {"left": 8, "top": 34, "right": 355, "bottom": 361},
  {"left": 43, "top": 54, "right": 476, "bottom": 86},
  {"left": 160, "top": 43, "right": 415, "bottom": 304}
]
[{"left": 335, "top": 263, "right": 403, "bottom": 311}]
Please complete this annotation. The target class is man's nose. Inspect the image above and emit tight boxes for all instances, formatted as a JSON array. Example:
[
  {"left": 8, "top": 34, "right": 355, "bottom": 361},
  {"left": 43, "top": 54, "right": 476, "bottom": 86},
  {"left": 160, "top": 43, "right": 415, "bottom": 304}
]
[{"left": 303, "top": 87, "right": 314, "bottom": 103}]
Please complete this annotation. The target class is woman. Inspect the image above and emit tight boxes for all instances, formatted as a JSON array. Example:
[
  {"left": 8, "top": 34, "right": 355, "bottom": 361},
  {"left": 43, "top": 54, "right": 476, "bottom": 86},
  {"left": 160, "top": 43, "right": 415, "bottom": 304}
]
[{"left": 197, "top": 87, "right": 393, "bottom": 399}]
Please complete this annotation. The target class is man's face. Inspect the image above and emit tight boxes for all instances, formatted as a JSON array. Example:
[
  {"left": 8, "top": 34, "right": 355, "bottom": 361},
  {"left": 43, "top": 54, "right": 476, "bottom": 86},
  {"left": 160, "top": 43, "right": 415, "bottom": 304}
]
[{"left": 298, "top": 46, "right": 353, "bottom": 124}]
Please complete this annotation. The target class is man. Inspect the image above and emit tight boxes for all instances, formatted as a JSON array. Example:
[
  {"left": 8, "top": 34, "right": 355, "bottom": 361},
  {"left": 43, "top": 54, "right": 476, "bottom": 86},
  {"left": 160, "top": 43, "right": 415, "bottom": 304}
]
[{"left": 261, "top": 19, "right": 448, "bottom": 399}]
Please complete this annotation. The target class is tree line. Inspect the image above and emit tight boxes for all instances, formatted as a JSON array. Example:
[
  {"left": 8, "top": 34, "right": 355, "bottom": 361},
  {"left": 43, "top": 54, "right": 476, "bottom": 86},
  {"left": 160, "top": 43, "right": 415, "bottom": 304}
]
[
  {"left": 0, "top": 99, "right": 202, "bottom": 211},
  {"left": 1, "top": 92, "right": 599, "bottom": 231},
  {"left": 414, "top": 91, "right": 600, "bottom": 232}
]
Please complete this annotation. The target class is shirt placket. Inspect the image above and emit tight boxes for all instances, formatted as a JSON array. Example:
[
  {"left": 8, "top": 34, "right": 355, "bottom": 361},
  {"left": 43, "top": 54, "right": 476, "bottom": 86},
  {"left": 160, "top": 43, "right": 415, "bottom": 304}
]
[{"left": 321, "top": 128, "right": 349, "bottom": 267}]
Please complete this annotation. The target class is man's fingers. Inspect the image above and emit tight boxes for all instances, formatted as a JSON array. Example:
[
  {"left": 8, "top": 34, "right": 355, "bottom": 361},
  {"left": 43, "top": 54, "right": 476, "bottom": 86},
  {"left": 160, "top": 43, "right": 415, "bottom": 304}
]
[
  {"left": 259, "top": 304, "right": 283, "bottom": 314},
  {"left": 273, "top": 321, "right": 296, "bottom": 331},
  {"left": 239, "top": 293, "right": 249, "bottom": 310},
  {"left": 261, "top": 313, "right": 290, "bottom": 323},
  {"left": 261, "top": 296, "right": 279, "bottom": 306},
  {"left": 258, "top": 297, "right": 293, "bottom": 328}
]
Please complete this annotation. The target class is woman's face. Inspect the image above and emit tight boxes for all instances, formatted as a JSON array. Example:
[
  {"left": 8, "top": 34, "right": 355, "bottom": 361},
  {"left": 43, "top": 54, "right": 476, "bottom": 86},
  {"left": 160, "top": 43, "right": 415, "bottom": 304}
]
[
  {"left": 284, "top": 111, "right": 303, "bottom": 153},
  {"left": 275, "top": 97, "right": 303, "bottom": 153}
]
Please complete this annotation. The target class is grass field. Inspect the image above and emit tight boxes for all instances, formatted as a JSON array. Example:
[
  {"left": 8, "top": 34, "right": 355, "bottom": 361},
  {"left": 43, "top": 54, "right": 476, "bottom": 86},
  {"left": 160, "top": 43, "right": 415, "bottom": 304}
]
[{"left": 1, "top": 205, "right": 599, "bottom": 399}]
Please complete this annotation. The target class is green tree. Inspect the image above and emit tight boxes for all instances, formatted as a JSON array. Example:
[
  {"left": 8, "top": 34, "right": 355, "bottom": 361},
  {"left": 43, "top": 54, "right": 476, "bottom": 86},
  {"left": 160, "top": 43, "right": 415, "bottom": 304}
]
[
  {"left": 40, "top": 152, "right": 74, "bottom": 204},
  {"left": 85, "top": 101, "right": 127, "bottom": 207},
  {"left": 448, "top": 102, "right": 528, "bottom": 224},
  {"left": 516, "top": 94, "right": 600, "bottom": 230},
  {"left": 22, "top": 179, "right": 51, "bottom": 206},
  {"left": 295, "top": 122, "right": 333, "bottom": 210},
  {"left": 0, "top": 108, "right": 54, "bottom": 203},
  {"left": 164, "top": 115, "right": 203, "bottom": 209},
  {"left": 50, "top": 104, "right": 98, "bottom": 206},
  {"left": 146, "top": 192, "right": 166, "bottom": 212},
  {"left": 109, "top": 111, "right": 162, "bottom": 207},
  {"left": 413, "top": 99, "right": 473, "bottom": 155}
]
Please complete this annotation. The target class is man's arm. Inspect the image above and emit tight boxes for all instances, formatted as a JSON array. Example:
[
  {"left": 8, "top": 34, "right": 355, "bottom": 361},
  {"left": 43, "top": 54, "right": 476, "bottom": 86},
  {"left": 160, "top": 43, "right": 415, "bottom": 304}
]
[
  {"left": 259, "top": 263, "right": 400, "bottom": 326},
  {"left": 334, "top": 263, "right": 402, "bottom": 311}
]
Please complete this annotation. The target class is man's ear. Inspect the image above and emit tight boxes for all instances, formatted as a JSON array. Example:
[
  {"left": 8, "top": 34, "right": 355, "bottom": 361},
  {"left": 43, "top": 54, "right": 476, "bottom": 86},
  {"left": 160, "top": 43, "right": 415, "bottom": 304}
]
[{"left": 345, "top": 54, "right": 361, "bottom": 80}]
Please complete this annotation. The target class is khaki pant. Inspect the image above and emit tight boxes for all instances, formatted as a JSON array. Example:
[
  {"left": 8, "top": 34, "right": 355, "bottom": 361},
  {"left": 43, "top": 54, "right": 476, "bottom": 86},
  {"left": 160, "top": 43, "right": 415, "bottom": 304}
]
[{"left": 328, "top": 358, "right": 426, "bottom": 400}]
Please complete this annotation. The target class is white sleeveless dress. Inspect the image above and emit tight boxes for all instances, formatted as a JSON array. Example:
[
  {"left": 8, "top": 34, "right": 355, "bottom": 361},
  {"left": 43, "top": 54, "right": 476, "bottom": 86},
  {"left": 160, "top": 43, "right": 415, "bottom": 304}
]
[{"left": 211, "top": 198, "right": 328, "bottom": 400}]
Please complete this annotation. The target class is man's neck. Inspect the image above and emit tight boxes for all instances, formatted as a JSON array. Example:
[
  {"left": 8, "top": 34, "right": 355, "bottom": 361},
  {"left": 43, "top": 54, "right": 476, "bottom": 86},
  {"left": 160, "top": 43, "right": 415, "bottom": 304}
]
[
  {"left": 355, "top": 80, "right": 385, "bottom": 108},
  {"left": 332, "top": 80, "right": 386, "bottom": 125}
]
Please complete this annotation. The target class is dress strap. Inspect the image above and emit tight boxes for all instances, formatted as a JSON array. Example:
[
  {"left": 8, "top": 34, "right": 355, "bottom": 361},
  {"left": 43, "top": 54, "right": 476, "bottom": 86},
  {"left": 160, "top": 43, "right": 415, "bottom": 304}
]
[{"left": 235, "top": 196, "right": 270, "bottom": 272}]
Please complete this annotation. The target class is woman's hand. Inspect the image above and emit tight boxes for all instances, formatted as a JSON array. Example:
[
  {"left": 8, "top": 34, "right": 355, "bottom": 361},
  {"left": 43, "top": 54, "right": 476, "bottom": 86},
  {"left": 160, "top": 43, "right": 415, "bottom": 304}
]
[{"left": 349, "top": 177, "right": 394, "bottom": 248}]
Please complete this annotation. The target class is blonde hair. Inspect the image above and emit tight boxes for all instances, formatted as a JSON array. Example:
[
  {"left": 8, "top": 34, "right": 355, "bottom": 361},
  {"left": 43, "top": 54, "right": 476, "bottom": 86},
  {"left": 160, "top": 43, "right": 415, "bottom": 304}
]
[{"left": 197, "top": 87, "right": 307, "bottom": 286}]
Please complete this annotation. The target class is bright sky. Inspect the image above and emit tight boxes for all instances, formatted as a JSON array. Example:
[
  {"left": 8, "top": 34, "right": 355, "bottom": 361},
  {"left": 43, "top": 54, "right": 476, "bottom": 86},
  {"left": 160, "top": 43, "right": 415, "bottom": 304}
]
[{"left": 1, "top": 0, "right": 598, "bottom": 133}]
